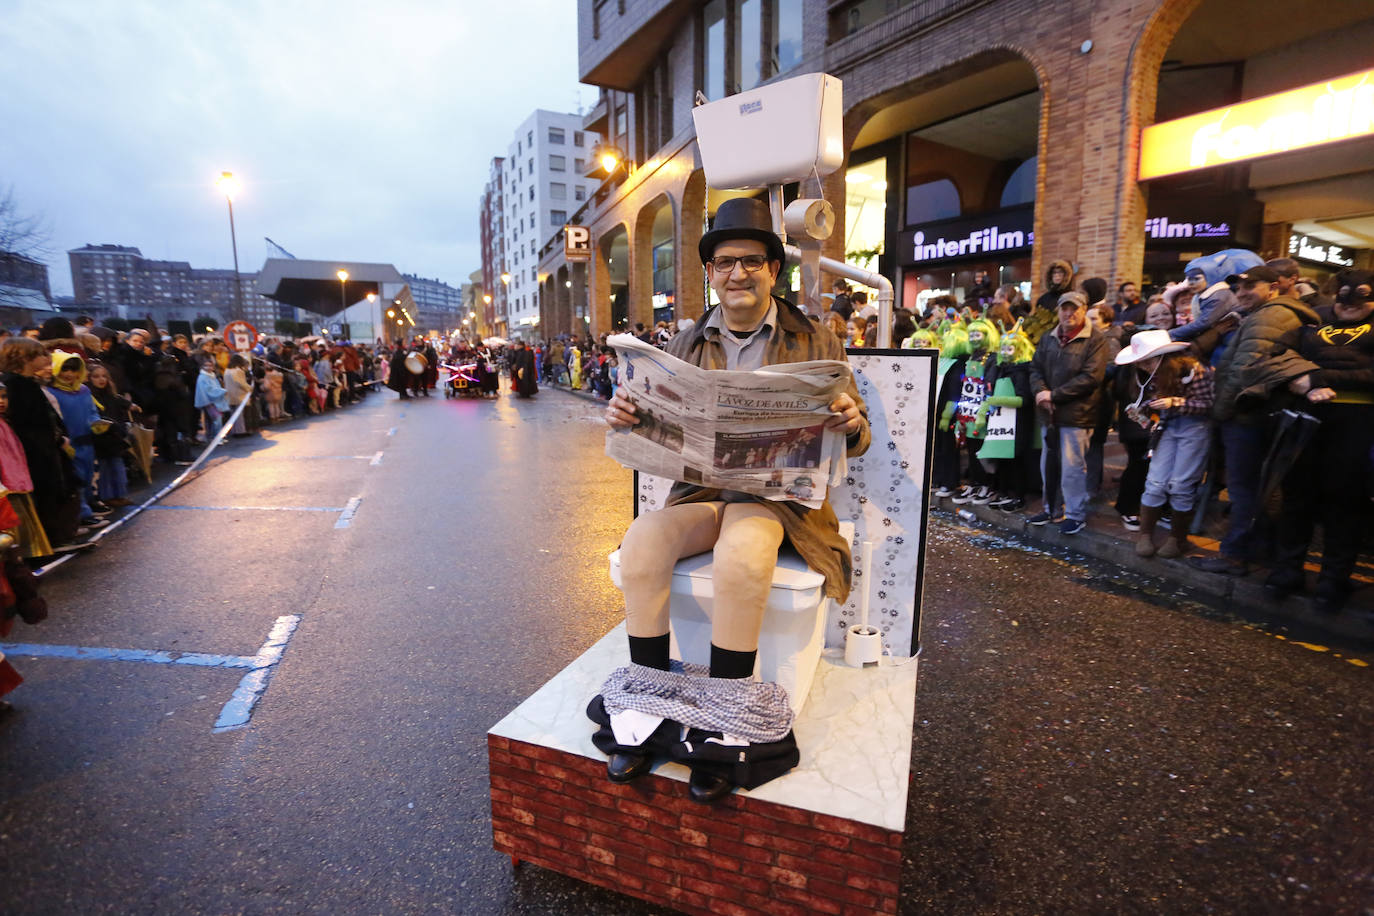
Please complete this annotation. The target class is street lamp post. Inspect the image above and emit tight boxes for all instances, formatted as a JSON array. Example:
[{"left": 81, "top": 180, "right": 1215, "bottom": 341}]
[
  {"left": 215, "top": 171, "right": 245, "bottom": 322},
  {"left": 336, "top": 269, "right": 349, "bottom": 337}
]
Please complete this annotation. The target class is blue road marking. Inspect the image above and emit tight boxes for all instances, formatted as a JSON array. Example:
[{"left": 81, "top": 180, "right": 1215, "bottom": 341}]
[
  {"left": 334, "top": 496, "right": 363, "bottom": 529},
  {"left": 387, "top": 426, "right": 397, "bottom": 436},
  {"left": 3, "top": 613, "right": 304, "bottom": 732},
  {"left": 143, "top": 505, "right": 346, "bottom": 512},
  {"left": 0, "top": 643, "right": 257, "bottom": 668}
]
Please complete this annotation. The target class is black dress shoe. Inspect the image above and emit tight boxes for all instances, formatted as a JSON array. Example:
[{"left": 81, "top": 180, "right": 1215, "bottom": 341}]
[
  {"left": 688, "top": 768, "right": 733, "bottom": 804},
  {"left": 606, "top": 752, "right": 651, "bottom": 783}
]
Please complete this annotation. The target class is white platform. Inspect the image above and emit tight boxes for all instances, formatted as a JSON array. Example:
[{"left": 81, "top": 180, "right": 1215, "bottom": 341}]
[{"left": 489, "top": 623, "right": 917, "bottom": 832}]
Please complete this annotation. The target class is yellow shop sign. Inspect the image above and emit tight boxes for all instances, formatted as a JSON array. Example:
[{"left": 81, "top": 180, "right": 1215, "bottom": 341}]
[{"left": 1139, "top": 67, "right": 1374, "bottom": 180}]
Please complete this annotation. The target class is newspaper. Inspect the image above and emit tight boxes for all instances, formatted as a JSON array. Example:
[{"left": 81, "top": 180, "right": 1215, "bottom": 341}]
[{"left": 603, "top": 334, "right": 852, "bottom": 509}]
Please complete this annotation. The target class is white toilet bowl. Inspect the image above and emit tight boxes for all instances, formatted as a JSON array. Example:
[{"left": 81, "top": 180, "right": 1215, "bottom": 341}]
[{"left": 608, "top": 521, "right": 853, "bottom": 715}]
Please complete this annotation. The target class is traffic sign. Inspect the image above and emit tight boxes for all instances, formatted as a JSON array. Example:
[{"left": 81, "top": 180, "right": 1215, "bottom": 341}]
[
  {"left": 224, "top": 320, "right": 259, "bottom": 352},
  {"left": 565, "top": 225, "right": 591, "bottom": 262}
]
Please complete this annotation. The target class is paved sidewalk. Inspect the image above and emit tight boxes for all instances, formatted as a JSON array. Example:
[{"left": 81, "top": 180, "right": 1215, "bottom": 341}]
[
  {"left": 936, "top": 434, "right": 1374, "bottom": 647},
  {"left": 547, "top": 381, "right": 1374, "bottom": 646}
]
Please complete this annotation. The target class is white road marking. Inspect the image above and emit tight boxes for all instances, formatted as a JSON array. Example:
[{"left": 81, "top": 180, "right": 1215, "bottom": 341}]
[{"left": 334, "top": 496, "right": 363, "bottom": 528}]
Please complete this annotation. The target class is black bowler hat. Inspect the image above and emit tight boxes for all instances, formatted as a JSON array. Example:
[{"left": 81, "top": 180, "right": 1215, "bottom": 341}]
[{"left": 698, "top": 197, "right": 786, "bottom": 267}]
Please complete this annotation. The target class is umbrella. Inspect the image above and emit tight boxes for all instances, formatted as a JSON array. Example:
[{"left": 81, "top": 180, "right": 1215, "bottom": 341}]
[
  {"left": 483, "top": 336, "right": 509, "bottom": 347},
  {"left": 128, "top": 423, "right": 155, "bottom": 483},
  {"left": 1253, "top": 408, "right": 1321, "bottom": 528}
]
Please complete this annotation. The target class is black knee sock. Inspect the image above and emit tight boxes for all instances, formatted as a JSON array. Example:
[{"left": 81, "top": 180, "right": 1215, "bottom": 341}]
[
  {"left": 710, "top": 644, "right": 756, "bottom": 679},
  {"left": 628, "top": 633, "right": 670, "bottom": 671}
]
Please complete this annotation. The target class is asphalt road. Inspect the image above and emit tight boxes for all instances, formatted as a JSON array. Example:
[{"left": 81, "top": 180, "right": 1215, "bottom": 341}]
[{"left": 1, "top": 386, "right": 1369, "bottom": 914}]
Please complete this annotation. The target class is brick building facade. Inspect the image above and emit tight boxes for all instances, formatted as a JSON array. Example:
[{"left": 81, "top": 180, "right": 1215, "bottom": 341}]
[{"left": 559, "top": 0, "right": 1374, "bottom": 338}]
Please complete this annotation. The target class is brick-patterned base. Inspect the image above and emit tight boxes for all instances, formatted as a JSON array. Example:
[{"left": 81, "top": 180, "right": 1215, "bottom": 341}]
[{"left": 490, "top": 734, "right": 902, "bottom": 915}]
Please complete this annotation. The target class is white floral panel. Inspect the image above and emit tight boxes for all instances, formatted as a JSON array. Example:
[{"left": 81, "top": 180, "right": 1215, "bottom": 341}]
[
  {"left": 831, "top": 351, "right": 936, "bottom": 658},
  {"left": 633, "top": 350, "right": 936, "bottom": 657}
]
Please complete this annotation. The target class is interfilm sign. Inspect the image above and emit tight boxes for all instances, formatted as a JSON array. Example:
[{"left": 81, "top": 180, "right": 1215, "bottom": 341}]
[
  {"left": 897, "top": 206, "right": 1033, "bottom": 266},
  {"left": 899, "top": 205, "right": 1245, "bottom": 267},
  {"left": 1139, "top": 66, "right": 1374, "bottom": 180}
]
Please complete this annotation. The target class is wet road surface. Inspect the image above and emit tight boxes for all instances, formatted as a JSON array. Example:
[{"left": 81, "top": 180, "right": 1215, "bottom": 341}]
[{"left": 1, "top": 387, "right": 1369, "bottom": 914}]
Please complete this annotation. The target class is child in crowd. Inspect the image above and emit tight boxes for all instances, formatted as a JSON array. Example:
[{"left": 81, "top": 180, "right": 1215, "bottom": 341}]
[
  {"left": 223, "top": 355, "right": 252, "bottom": 435},
  {"left": 262, "top": 366, "right": 285, "bottom": 421},
  {"left": 50, "top": 352, "right": 109, "bottom": 528},
  {"left": 1115, "top": 330, "right": 1214, "bottom": 559},
  {"left": 194, "top": 356, "right": 228, "bottom": 440},
  {"left": 86, "top": 364, "right": 135, "bottom": 507}
]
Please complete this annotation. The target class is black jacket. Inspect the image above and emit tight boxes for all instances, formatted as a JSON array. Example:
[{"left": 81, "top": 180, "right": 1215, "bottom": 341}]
[{"left": 1030, "top": 323, "right": 1108, "bottom": 428}]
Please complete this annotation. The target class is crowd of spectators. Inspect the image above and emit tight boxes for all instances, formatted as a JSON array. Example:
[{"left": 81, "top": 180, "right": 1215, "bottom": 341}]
[
  {"left": 0, "top": 315, "right": 394, "bottom": 563},
  {"left": 917, "top": 253, "right": 1372, "bottom": 617}
]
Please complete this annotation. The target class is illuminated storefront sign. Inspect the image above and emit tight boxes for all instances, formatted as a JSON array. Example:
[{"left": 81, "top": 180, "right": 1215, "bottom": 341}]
[
  {"left": 898, "top": 206, "right": 1239, "bottom": 266},
  {"left": 1139, "top": 67, "right": 1374, "bottom": 180},
  {"left": 1144, "top": 216, "right": 1230, "bottom": 240},
  {"left": 1289, "top": 232, "right": 1355, "bottom": 268},
  {"left": 897, "top": 207, "right": 1033, "bottom": 266}
]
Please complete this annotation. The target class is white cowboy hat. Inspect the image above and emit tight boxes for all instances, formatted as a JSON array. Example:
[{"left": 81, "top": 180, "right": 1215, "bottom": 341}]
[{"left": 1115, "top": 328, "right": 1188, "bottom": 365}]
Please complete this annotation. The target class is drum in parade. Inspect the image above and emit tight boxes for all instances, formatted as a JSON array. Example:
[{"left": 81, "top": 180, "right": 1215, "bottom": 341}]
[{"left": 405, "top": 352, "right": 427, "bottom": 376}]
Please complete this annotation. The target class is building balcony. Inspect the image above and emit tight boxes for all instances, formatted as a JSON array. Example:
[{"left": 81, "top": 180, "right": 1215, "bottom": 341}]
[
  {"left": 583, "top": 92, "right": 609, "bottom": 135},
  {"left": 578, "top": 0, "right": 693, "bottom": 90},
  {"left": 825, "top": 0, "right": 986, "bottom": 71}
]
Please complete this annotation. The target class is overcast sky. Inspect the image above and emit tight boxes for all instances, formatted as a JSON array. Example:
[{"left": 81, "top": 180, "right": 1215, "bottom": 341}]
[{"left": 0, "top": 0, "right": 596, "bottom": 297}]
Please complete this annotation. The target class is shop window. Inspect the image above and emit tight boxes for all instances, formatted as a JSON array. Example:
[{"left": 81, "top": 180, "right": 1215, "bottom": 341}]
[
  {"left": 906, "top": 179, "right": 960, "bottom": 224},
  {"left": 703, "top": 0, "right": 726, "bottom": 101},
  {"left": 736, "top": 0, "right": 763, "bottom": 91},
  {"left": 999, "top": 157, "right": 1037, "bottom": 207},
  {"left": 772, "top": 0, "right": 803, "bottom": 74},
  {"left": 846, "top": 158, "right": 888, "bottom": 269}
]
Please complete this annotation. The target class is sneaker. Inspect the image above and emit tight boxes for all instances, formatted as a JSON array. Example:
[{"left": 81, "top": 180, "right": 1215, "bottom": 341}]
[
  {"left": 1120, "top": 514, "right": 1141, "bottom": 532},
  {"left": 989, "top": 494, "right": 1016, "bottom": 509},
  {"left": 1060, "top": 518, "right": 1087, "bottom": 535},
  {"left": 934, "top": 485, "right": 952, "bottom": 498},
  {"left": 950, "top": 486, "right": 976, "bottom": 504},
  {"left": 970, "top": 487, "right": 995, "bottom": 505},
  {"left": 1027, "top": 510, "right": 1053, "bottom": 525},
  {"left": 80, "top": 517, "right": 110, "bottom": 529},
  {"left": 998, "top": 497, "right": 1026, "bottom": 512}
]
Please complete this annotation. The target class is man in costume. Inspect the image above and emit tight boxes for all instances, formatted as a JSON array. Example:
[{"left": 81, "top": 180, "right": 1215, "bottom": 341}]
[
  {"left": 509, "top": 340, "right": 538, "bottom": 398},
  {"left": 599, "top": 197, "right": 870, "bottom": 803}
]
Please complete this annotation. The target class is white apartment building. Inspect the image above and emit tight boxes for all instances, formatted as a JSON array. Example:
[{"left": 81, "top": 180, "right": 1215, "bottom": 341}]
[{"left": 500, "top": 110, "right": 599, "bottom": 336}]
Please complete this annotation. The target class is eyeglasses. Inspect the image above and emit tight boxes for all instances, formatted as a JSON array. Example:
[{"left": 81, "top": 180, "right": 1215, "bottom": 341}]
[{"left": 708, "top": 255, "right": 770, "bottom": 274}]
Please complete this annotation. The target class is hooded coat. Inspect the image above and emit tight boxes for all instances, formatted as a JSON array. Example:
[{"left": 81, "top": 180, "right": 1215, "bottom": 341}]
[
  {"left": 1026, "top": 259, "right": 1076, "bottom": 345},
  {"left": 660, "top": 296, "right": 871, "bottom": 601}
]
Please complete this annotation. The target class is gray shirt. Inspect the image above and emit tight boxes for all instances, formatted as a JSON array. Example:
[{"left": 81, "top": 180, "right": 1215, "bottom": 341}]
[{"left": 702, "top": 300, "right": 778, "bottom": 371}]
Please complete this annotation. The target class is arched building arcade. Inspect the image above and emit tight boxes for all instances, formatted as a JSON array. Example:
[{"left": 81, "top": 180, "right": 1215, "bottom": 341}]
[{"left": 564, "top": 0, "right": 1374, "bottom": 339}]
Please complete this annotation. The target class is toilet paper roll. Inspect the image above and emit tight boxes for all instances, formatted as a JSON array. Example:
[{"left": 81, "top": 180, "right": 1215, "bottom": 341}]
[
  {"left": 783, "top": 198, "right": 834, "bottom": 241},
  {"left": 845, "top": 624, "right": 883, "bottom": 668}
]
